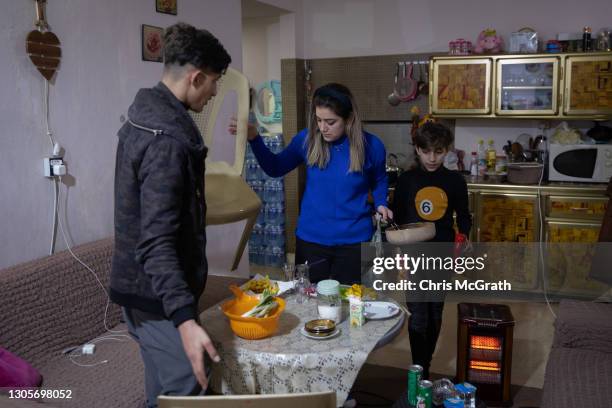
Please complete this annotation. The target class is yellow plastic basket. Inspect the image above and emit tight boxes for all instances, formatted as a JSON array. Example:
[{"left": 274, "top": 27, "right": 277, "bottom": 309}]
[{"left": 221, "top": 285, "right": 285, "bottom": 340}]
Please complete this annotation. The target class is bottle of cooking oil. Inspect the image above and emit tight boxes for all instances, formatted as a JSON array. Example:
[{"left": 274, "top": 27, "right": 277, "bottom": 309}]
[{"left": 486, "top": 139, "right": 496, "bottom": 172}]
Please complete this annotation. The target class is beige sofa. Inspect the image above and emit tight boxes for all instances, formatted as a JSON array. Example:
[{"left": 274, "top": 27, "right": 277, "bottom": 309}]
[
  {"left": 0, "top": 238, "right": 245, "bottom": 407},
  {"left": 540, "top": 299, "right": 612, "bottom": 408}
]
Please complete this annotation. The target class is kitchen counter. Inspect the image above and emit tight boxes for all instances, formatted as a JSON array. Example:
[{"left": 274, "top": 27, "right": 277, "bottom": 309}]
[
  {"left": 464, "top": 176, "right": 608, "bottom": 195},
  {"left": 388, "top": 178, "right": 608, "bottom": 194}
]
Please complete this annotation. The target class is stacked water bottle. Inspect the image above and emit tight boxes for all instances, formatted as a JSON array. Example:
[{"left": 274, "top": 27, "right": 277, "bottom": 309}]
[{"left": 245, "top": 133, "right": 286, "bottom": 268}]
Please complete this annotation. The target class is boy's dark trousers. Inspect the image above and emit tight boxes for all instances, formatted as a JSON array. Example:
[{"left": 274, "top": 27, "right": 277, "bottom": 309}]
[{"left": 406, "top": 301, "right": 444, "bottom": 380}]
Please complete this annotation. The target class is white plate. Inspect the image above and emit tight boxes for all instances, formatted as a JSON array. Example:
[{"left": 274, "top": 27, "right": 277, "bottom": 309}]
[
  {"left": 364, "top": 301, "right": 400, "bottom": 320},
  {"left": 299, "top": 326, "right": 341, "bottom": 340}
]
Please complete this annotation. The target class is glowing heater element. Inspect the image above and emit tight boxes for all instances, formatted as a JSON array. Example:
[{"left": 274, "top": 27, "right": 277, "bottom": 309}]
[
  {"left": 470, "top": 335, "right": 502, "bottom": 350},
  {"left": 469, "top": 360, "right": 501, "bottom": 371}
]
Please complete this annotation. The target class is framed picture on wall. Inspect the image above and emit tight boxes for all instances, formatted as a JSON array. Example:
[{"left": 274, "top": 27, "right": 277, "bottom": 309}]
[
  {"left": 142, "top": 24, "right": 163, "bottom": 63},
  {"left": 156, "top": 0, "right": 177, "bottom": 15}
]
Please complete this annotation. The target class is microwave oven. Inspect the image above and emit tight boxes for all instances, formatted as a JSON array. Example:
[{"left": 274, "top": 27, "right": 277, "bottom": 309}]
[{"left": 548, "top": 143, "right": 612, "bottom": 183}]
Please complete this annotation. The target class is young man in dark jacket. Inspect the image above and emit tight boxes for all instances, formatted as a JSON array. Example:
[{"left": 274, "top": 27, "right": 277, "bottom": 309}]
[{"left": 110, "top": 22, "right": 230, "bottom": 407}]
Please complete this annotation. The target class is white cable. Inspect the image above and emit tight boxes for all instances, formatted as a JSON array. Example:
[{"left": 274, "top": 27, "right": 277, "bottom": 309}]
[
  {"left": 45, "top": 78, "right": 58, "bottom": 254},
  {"left": 67, "top": 335, "right": 132, "bottom": 368},
  {"left": 49, "top": 177, "right": 58, "bottom": 254},
  {"left": 56, "top": 176, "right": 127, "bottom": 334},
  {"left": 536, "top": 134, "right": 557, "bottom": 320},
  {"left": 43, "top": 78, "right": 55, "bottom": 148}
]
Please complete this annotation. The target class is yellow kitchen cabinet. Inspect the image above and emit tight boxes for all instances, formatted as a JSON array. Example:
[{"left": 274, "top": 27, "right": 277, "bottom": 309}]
[
  {"left": 546, "top": 195, "right": 608, "bottom": 220},
  {"left": 466, "top": 182, "right": 608, "bottom": 296},
  {"left": 430, "top": 52, "right": 612, "bottom": 119},
  {"left": 563, "top": 54, "right": 612, "bottom": 116},
  {"left": 477, "top": 193, "right": 539, "bottom": 242},
  {"left": 544, "top": 219, "right": 608, "bottom": 298},
  {"left": 473, "top": 192, "right": 540, "bottom": 290},
  {"left": 430, "top": 57, "right": 493, "bottom": 115},
  {"left": 495, "top": 56, "right": 560, "bottom": 116}
]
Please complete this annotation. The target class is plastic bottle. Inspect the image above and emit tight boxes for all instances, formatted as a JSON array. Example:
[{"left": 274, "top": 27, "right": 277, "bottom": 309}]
[
  {"left": 486, "top": 139, "right": 496, "bottom": 172},
  {"left": 583, "top": 26, "right": 592, "bottom": 52},
  {"left": 477, "top": 139, "right": 487, "bottom": 176},
  {"left": 469, "top": 152, "right": 479, "bottom": 177}
]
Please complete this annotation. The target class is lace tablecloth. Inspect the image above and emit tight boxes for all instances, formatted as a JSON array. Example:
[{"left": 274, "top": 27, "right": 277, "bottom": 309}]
[{"left": 200, "top": 295, "right": 404, "bottom": 407}]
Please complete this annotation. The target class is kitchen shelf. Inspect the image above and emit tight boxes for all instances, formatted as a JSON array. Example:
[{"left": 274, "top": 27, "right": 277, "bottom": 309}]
[{"left": 501, "top": 86, "right": 553, "bottom": 90}]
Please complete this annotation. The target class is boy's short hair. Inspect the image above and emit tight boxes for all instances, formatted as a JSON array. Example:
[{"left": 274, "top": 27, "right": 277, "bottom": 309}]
[
  {"left": 414, "top": 122, "right": 454, "bottom": 151},
  {"left": 163, "top": 22, "right": 231, "bottom": 74}
]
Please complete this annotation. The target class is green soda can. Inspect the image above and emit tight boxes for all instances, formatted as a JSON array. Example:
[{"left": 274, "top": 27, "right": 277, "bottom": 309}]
[
  {"left": 418, "top": 379, "right": 433, "bottom": 408},
  {"left": 407, "top": 364, "right": 423, "bottom": 406}
]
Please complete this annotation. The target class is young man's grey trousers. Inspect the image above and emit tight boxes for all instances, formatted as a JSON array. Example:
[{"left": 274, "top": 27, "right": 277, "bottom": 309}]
[{"left": 123, "top": 307, "right": 201, "bottom": 408}]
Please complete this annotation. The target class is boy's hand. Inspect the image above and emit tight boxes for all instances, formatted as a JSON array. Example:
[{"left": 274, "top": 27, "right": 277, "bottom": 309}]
[
  {"left": 228, "top": 117, "right": 258, "bottom": 141},
  {"left": 377, "top": 205, "right": 393, "bottom": 222}
]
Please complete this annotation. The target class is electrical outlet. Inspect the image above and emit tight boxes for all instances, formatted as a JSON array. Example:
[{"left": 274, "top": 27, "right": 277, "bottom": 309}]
[{"left": 44, "top": 157, "right": 66, "bottom": 177}]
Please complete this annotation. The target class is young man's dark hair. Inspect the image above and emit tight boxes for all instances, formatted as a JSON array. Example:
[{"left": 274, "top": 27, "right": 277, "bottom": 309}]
[
  {"left": 163, "top": 22, "right": 231, "bottom": 73},
  {"left": 111, "top": 22, "right": 230, "bottom": 407}
]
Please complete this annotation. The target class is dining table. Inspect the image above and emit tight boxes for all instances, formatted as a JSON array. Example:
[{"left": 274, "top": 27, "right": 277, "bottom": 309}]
[{"left": 200, "top": 292, "right": 406, "bottom": 407}]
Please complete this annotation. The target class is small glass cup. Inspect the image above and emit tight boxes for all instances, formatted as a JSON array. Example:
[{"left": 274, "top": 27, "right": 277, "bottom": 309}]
[
  {"left": 295, "top": 264, "right": 310, "bottom": 304},
  {"left": 282, "top": 262, "right": 295, "bottom": 282}
]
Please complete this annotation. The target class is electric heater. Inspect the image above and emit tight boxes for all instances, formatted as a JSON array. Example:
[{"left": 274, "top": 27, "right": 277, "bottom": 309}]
[{"left": 456, "top": 303, "right": 514, "bottom": 406}]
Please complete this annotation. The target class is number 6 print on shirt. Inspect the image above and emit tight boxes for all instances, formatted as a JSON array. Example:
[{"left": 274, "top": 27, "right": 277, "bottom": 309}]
[{"left": 415, "top": 186, "right": 448, "bottom": 221}]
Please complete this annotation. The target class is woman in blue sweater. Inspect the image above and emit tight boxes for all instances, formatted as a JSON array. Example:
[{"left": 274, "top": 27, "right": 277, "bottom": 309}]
[{"left": 230, "top": 83, "right": 391, "bottom": 284}]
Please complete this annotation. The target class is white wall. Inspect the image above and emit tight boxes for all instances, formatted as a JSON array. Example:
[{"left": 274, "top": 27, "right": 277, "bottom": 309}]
[
  {"left": 0, "top": 0, "right": 248, "bottom": 276},
  {"left": 301, "top": 0, "right": 612, "bottom": 59},
  {"left": 242, "top": 16, "right": 282, "bottom": 86},
  {"left": 295, "top": 0, "right": 612, "bottom": 168}
]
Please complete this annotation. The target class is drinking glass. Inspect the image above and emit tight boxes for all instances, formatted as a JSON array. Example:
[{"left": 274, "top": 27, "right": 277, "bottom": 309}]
[
  {"left": 282, "top": 262, "right": 295, "bottom": 282},
  {"left": 295, "top": 264, "right": 310, "bottom": 304}
]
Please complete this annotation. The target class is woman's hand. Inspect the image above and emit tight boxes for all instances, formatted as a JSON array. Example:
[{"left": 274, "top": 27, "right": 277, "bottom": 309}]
[
  {"left": 377, "top": 205, "right": 393, "bottom": 222},
  {"left": 228, "top": 117, "right": 258, "bottom": 141}
]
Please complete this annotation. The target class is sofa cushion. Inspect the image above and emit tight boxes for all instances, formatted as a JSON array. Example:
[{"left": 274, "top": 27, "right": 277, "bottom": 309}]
[
  {"left": 0, "top": 238, "right": 121, "bottom": 369},
  {"left": 541, "top": 347, "right": 612, "bottom": 408},
  {"left": 36, "top": 323, "right": 144, "bottom": 408},
  {"left": 553, "top": 300, "right": 612, "bottom": 354}
]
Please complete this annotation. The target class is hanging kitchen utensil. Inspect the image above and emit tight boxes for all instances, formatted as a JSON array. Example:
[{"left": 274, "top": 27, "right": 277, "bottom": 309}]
[
  {"left": 397, "top": 62, "right": 418, "bottom": 102},
  {"left": 386, "top": 153, "right": 401, "bottom": 185},
  {"left": 26, "top": 0, "right": 61, "bottom": 81},
  {"left": 418, "top": 62, "right": 430, "bottom": 95},
  {"left": 387, "top": 62, "right": 401, "bottom": 106}
]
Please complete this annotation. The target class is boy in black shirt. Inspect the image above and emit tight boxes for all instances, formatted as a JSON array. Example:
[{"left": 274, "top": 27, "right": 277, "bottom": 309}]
[{"left": 391, "top": 122, "right": 471, "bottom": 379}]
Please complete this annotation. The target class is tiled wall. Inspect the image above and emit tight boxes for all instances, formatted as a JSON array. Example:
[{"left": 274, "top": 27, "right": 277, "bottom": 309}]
[{"left": 363, "top": 122, "right": 415, "bottom": 169}]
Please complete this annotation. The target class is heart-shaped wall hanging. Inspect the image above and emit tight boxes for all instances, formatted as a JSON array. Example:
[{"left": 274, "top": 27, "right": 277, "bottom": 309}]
[{"left": 26, "top": 0, "right": 61, "bottom": 81}]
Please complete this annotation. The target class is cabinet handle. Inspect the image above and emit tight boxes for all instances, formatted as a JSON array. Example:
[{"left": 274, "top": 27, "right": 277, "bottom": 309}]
[
  {"left": 558, "top": 64, "right": 565, "bottom": 114},
  {"left": 569, "top": 207, "right": 589, "bottom": 211}
]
